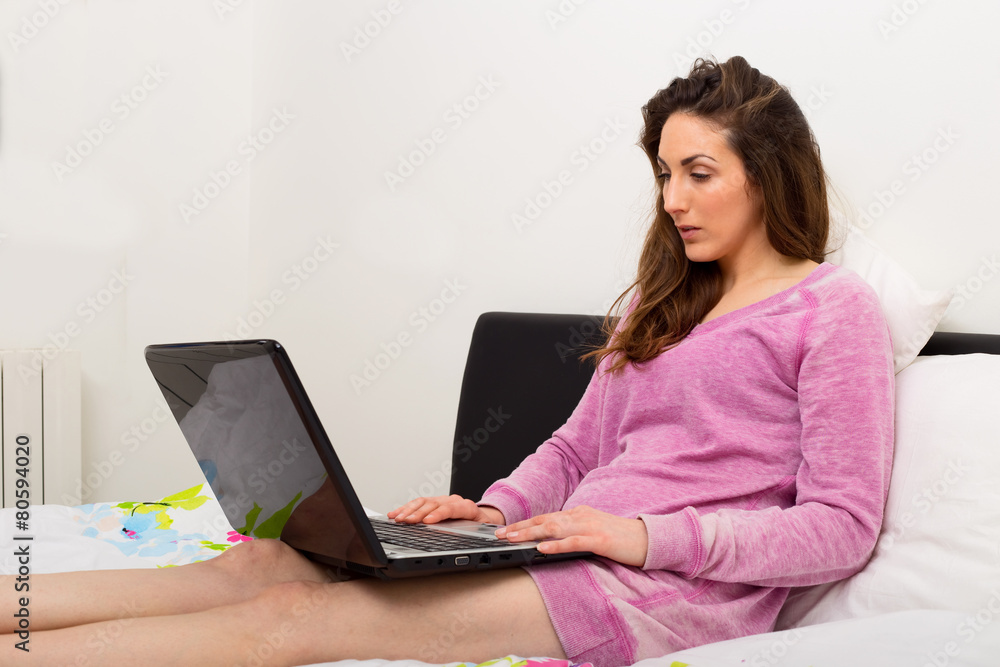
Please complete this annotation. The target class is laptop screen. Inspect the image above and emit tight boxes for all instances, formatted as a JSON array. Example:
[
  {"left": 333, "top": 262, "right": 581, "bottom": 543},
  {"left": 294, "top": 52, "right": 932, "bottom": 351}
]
[{"left": 145, "top": 341, "right": 383, "bottom": 567}]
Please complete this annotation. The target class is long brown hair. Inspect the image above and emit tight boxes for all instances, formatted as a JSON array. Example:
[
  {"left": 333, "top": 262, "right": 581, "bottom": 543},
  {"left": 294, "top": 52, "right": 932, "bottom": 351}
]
[{"left": 587, "top": 55, "right": 830, "bottom": 373}]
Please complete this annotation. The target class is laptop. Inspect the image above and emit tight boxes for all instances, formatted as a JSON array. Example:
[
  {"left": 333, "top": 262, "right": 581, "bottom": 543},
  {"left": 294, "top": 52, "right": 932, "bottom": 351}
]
[{"left": 144, "top": 339, "right": 588, "bottom": 579}]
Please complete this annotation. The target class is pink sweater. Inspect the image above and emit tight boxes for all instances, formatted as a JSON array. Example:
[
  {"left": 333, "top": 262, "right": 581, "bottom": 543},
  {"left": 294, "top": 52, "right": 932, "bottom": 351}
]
[{"left": 479, "top": 262, "right": 895, "bottom": 666}]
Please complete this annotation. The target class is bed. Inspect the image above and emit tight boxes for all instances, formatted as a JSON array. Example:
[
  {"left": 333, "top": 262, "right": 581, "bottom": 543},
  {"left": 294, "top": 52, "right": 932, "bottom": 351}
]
[
  {"left": 5, "top": 323, "right": 1000, "bottom": 666},
  {"left": 4, "top": 468, "right": 999, "bottom": 667},
  {"left": 4, "top": 230, "right": 1000, "bottom": 665}
]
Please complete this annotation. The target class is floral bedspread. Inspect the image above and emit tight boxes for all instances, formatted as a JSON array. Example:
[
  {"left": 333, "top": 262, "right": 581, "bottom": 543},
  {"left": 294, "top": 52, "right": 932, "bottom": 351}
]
[{"left": 67, "top": 483, "right": 249, "bottom": 567}]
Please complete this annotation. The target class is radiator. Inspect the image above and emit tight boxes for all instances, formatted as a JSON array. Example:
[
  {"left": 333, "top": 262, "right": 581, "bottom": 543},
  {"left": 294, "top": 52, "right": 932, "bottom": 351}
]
[{"left": 1, "top": 350, "right": 81, "bottom": 507}]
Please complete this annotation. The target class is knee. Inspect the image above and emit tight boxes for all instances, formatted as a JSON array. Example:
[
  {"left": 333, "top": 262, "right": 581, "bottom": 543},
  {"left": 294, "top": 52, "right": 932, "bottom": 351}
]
[
  {"left": 230, "top": 580, "right": 342, "bottom": 665},
  {"left": 209, "top": 538, "right": 301, "bottom": 586},
  {"left": 222, "top": 580, "right": 334, "bottom": 665}
]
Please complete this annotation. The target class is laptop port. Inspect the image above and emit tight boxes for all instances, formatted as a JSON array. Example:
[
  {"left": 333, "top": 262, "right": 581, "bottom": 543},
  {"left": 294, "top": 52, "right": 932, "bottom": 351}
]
[
  {"left": 478, "top": 555, "right": 491, "bottom": 566},
  {"left": 455, "top": 556, "right": 470, "bottom": 566},
  {"left": 498, "top": 553, "right": 512, "bottom": 561}
]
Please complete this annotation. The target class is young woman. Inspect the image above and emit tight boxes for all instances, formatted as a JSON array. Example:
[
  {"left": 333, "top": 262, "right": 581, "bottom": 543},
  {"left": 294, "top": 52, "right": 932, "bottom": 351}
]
[{"left": 1, "top": 56, "right": 894, "bottom": 666}]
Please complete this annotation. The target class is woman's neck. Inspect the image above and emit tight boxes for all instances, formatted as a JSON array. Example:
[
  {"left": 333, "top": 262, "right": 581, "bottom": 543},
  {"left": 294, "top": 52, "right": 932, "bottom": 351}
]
[{"left": 716, "top": 248, "right": 819, "bottom": 295}]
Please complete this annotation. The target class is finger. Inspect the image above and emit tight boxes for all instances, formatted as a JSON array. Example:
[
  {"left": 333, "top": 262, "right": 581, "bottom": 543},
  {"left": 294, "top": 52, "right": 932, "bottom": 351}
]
[
  {"left": 420, "top": 502, "right": 452, "bottom": 523},
  {"left": 496, "top": 513, "right": 546, "bottom": 534},
  {"left": 495, "top": 516, "right": 536, "bottom": 538},
  {"left": 535, "top": 535, "right": 589, "bottom": 555},
  {"left": 424, "top": 497, "right": 477, "bottom": 524},
  {"left": 388, "top": 497, "right": 439, "bottom": 522},
  {"left": 393, "top": 496, "right": 477, "bottom": 524},
  {"left": 386, "top": 498, "right": 423, "bottom": 519},
  {"left": 422, "top": 499, "right": 455, "bottom": 523},
  {"left": 497, "top": 514, "right": 560, "bottom": 541}
]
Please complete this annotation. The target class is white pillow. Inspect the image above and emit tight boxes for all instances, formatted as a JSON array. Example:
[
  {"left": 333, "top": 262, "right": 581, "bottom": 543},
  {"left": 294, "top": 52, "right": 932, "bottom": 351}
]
[
  {"left": 825, "top": 222, "right": 953, "bottom": 374},
  {"left": 776, "top": 353, "right": 1000, "bottom": 628}
]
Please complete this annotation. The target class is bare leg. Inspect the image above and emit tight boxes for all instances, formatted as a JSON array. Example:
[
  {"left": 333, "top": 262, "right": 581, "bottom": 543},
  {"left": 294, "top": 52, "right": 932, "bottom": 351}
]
[
  {"left": 0, "top": 539, "right": 333, "bottom": 634},
  {"left": 1, "top": 560, "right": 564, "bottom": 665}
]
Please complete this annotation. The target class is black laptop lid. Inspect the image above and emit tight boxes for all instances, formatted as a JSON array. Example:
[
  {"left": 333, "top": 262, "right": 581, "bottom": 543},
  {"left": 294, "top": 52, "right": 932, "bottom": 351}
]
[{"left": 144, "top": 340, "right": 387, "bottom": 569}]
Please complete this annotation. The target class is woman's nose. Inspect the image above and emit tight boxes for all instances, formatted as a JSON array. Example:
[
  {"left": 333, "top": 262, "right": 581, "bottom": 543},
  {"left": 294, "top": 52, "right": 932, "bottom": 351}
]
[{"left": 662, "top": 180, "right": 686, "bottom": 215}]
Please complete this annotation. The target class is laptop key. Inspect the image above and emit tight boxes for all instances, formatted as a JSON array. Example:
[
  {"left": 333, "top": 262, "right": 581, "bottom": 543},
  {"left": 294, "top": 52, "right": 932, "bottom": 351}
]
[{"left": 371, "top": 520, "right": 503, "bottom": 552}]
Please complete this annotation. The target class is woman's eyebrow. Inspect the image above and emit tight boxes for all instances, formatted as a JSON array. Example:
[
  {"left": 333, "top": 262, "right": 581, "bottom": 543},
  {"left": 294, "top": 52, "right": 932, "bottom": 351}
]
[
  {"left": 680, "top": 153, "right": 716, "bottom": 166},
  {"left": 656, "top": 153, "right": 718, "bottom": 167}
]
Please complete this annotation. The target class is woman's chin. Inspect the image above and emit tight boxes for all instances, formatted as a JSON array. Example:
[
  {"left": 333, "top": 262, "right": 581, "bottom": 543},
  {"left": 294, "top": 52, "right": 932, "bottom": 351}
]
[{"left": 683, "top": 246, "right": 715, "bottom": 263}]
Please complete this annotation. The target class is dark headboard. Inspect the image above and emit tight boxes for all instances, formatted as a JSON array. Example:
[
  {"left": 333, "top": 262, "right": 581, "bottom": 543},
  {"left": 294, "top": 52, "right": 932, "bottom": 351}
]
[{"left": 917, "top": 331, "right": 1000, "bottom": 356}]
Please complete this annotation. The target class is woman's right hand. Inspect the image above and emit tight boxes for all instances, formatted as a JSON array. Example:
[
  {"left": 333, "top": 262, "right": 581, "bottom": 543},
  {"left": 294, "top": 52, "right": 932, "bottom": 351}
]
[{"left": 386, "top": 495, "right": 505, "bottom": 526}]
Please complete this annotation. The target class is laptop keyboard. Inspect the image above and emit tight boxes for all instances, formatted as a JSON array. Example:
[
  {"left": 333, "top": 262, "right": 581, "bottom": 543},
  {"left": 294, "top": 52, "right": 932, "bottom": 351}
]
[{"left": 371, "top": 520, "right": 505, "bottom": 552}]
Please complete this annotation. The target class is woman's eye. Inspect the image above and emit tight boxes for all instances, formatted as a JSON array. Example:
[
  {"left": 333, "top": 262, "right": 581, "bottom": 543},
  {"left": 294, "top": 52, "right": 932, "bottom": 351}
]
[
  {"left": 692, "top": 173, "right": 710, "bottom": 181},
  {"left": 657, "top": 172, "right": 670, "bottom": 181}
]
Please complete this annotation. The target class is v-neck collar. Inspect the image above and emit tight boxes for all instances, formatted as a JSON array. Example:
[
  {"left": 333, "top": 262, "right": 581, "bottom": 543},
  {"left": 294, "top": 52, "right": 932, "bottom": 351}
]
[{"left": 688, "top": 261, "right": 835, "bottom": 338}]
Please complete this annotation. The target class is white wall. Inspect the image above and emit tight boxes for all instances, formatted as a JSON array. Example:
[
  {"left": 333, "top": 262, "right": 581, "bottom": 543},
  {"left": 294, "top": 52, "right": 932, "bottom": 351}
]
[{"left": 1, "top": 0, "right": 996, "bottom": 508}]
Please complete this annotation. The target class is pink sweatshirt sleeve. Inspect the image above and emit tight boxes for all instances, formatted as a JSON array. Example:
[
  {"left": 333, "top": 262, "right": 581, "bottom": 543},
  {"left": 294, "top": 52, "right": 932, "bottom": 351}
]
[{"left": 640, "top": 284, "right": 895, "bottom": 586}]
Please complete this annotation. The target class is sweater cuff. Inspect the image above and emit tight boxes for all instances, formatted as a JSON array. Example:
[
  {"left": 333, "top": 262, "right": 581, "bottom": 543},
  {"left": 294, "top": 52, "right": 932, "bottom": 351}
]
[
  {"left": 477, "top": 486, "right": 532, "bottom": 525},
  {"left": 638, "top": 506, "right": 704, "bottom": 575}
]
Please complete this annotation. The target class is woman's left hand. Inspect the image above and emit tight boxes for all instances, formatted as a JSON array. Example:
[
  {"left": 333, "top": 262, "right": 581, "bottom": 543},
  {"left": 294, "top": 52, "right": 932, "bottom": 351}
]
[{"left": 495, "top": 505, "right": 648, "bottom": 567}]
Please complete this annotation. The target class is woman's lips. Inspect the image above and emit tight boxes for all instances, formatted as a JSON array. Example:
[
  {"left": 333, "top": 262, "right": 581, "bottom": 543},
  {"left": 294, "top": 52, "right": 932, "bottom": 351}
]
[{"left": 677, "top": 226, "right": 700, "bottom": 240}]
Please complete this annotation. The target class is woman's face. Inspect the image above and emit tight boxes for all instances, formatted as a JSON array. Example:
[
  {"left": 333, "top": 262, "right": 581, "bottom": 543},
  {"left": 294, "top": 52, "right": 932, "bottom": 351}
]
[{"left": 657, "top": 113, "right": 767, "bottom": 274}]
